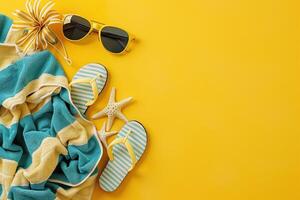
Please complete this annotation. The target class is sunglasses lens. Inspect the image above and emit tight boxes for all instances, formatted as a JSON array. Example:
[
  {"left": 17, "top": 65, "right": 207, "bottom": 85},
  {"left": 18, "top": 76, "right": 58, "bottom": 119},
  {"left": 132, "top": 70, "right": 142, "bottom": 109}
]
[
  {"left": 100, "top": 26, "right": 129, "bottom": 53},
  {"left": 63, "top": 15, "right": 91, "bottom": 40}
]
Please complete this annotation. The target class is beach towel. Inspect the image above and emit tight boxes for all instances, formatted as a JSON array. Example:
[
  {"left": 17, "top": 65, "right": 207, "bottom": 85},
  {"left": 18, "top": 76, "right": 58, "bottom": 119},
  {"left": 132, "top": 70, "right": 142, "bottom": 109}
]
[
  {"left": 0, "top": 14, "right": 11, "bottom": 43},
  {"left": 0, "top": 14, "right": 102, "bottom": 200}
]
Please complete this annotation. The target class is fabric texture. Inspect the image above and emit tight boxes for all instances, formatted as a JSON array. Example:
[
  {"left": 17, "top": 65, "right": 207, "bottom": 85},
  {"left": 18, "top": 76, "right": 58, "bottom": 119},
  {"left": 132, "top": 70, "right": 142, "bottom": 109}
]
[
  {"left": 0, "top": 14, "right": 11, "bottom": 43},
  {"left": 0, "top": 44, "right": 21, "bottom": 70},
  {"left": 0, "top": 13, "right": 102, "bottom": 200}
]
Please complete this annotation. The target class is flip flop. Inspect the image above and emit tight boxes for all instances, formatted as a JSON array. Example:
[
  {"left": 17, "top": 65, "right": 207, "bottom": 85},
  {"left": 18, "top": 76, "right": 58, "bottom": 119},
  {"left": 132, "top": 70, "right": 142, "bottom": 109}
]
[
  {"left": 99, "top": 121, "right": 147, "bottom": 192},
  {"left": 70, "top": 63, "right": 108, "bottom": 114}
]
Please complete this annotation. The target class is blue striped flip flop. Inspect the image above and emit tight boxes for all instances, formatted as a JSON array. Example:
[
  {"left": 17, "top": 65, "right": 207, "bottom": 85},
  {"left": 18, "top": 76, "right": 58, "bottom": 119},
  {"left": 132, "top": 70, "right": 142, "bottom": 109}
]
[
  {"left": 99, "top": 121, "right": 147, "bottom": 192},
  {"left": 70, "top": 63, "right": 108, "bottom": 114}
]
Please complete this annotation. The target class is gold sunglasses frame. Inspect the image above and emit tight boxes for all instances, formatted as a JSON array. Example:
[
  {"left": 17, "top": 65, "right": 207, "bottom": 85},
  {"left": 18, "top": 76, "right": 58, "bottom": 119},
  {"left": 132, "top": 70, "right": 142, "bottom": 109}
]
[{"left": 62, "top": 14, "right": 135, "bottom": 54}]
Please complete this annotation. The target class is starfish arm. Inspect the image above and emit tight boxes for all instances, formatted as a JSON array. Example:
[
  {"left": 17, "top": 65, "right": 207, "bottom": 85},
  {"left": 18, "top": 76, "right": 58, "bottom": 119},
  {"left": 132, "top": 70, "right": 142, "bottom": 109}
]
[
  {"left": 108, "top": 87, "right": 116, "bottom": 104},
  {"left": 100, "top": 122, "right": 106, "bottom": 132},
  {"left": 106, "top": 131, "right": 118, "bottom": 137},
  {"left": 97, "top": 129, "right": 107, "bottom": 146},
  {"left": 97, "top": 129, "right": 117, "bottom": 148},
  {"left": 116, "top": 111, "right": 129, "bottom": 122},
  {"left": 106, "top": 115, "right": 115, "bottom": 131},
  {"left": 99, "top": 135, "right": 108, "bottom": 148},
  {"left": 91, "top": 108, "right": 107, "bottom": 119},
  {"left": 117, "top": 97, "right": 133, "bottom": 108},
  {"left": 97, "top": 123, "right": 106, "bottom": 139},
  {"left": 101, "top": 131, "right": 117, "bottom": 149}
]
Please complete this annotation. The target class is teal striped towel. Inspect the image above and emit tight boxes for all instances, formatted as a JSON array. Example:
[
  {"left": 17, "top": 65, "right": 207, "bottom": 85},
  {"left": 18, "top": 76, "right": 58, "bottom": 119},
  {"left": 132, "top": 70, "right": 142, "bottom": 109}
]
[
  {"left": 0, "top": 50, "right": 103, "bottom": 200},
  {"left": 0, "top": 13, "right": 102, "bottom": 200}
]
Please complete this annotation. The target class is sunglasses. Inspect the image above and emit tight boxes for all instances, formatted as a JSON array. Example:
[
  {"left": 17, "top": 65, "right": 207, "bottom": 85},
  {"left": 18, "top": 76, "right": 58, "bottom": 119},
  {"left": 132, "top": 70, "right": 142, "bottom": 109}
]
[{"left": 62, "top": 15, "right": 134, "bottom": 54}]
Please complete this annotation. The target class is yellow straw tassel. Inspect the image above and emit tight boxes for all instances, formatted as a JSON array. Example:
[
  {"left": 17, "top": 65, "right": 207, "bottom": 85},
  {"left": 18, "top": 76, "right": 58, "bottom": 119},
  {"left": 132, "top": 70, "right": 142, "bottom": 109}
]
[{"left": 12, "top": 0, "right": 71, "bottom": 64}]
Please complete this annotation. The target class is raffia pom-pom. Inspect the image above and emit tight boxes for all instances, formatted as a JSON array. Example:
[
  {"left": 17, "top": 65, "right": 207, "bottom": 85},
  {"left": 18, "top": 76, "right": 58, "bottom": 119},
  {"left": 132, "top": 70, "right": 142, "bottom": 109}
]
[{"left": 11, "top": 0, "right": 72, "bottom": 64}]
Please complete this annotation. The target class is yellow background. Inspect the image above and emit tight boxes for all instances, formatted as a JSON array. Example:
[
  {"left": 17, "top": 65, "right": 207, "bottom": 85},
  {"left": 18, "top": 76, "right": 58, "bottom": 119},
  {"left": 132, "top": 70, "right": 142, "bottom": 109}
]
[{"left": 1, "top": 0, "right": 300, "bottom": 199}]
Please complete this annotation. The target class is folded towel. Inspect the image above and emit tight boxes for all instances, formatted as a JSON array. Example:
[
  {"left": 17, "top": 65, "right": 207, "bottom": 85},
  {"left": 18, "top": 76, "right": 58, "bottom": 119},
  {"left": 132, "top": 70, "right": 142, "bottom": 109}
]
[
  {"left": 0, "top": 14, "right": 11, "bottom": 43},
  {"left": 0, "top": 14, "right": 102, "bottom": 200}
]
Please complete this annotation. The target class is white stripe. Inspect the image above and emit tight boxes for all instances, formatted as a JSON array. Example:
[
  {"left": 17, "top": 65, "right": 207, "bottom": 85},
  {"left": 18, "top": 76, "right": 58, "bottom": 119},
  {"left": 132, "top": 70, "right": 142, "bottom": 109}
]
[
  {"left": 104, "top": 169, "right": 121, "bottom": 185},
  {"left": 128, "top": 124, "right": 147, "bottom": 136},
  {"left": 111, "top": 163, "right": 127, "bottom": 178},
  {"left": 102, "top": 169, "right": 120, "bottom": 187},
  {"left": 72, "top": 84, "right": 92, "bottom": 91},
  {"left": 79, "top": 68, "right": 107, "bottom": 75},
  {"left": 75, "top": 104, "right": 86, "bottom": 110},
  {"left": 114, "top": 149, "right": 131, "bottom": 168},
  {"left": 127, "top": 141, "right": 143, "bottom": 157},
  {"left": 85, "top": 64, "right": 107, "bottom": 71},
  {"left": 113, "top": 156, "right": 129, "bottom": 171},
  {"left": 71, "top": 88, "right": 94, "bottom": 96},
  {"left": 80, "top": 68, "right": 107, "bottom": 76},
  {"left": 71, "top": 92, "right": 93, "bottom": 99},
  {"left": 72, "top": 101, "right": 87, "bottom": 110},
  {"left": 71, "top": 97, "right": 86, "bottom": 104},
  {"left": 77, "top": 71, "right": 100, "bottom": 77},
  {"left": 71, "top": 96, "right": 89, "bottom": 103},
  {"left": 72, "top": 81, "right": 106, "bottom": 93},
  {"left": 116, "top": 148, "right": 132, "bottom": 165},
  {"left": 123, "top": 128, "right": 147, "bottom": 145},
  {"left": 100, "top": 175, "right": 115, "bottom": 190},
  {"left": 106, "top": 164, "right": 124, "bottom": 181},
  {"left": 118, "top": 130, "right": 146, "bottom": 151},
  {"left": 72, "top": 100, "right": 86, "bottom": 107},
  {"left": 122, "top": 126, "right": 147, "bottom": 143}
]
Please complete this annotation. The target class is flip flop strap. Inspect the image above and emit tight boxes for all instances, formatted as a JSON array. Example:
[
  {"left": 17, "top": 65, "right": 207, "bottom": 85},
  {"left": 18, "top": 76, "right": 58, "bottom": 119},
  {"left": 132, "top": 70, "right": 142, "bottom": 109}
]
[
  {"left": 107, "top": 130, "right": 137, "bottom": 171},
  {"left": 69, "top": 74, "right": 101, "bottom": 106}
]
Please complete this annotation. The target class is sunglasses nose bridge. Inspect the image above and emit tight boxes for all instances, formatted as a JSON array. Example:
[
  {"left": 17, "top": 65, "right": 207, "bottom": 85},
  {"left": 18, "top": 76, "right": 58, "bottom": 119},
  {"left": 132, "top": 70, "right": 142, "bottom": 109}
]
[{"left": 90, "top": 20, "right": 104, "bottom": 32}]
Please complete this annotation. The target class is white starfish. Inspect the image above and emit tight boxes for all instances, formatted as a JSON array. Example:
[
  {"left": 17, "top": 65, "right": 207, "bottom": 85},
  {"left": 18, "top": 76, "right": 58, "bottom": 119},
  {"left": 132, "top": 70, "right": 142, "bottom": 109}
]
[
  {"left": 92, "top": 87, "right": 133, "bottom": 130},
  {"left": 97, "top": 122, "right": 118, "bottom": 148}
]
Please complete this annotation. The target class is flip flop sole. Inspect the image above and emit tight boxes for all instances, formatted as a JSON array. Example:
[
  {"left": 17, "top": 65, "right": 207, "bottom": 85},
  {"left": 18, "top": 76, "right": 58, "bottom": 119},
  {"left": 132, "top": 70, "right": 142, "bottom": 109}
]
[
  {"left": 71, "top": 63, "right": 108, "bottom": 114},
  {"left": 99, "top": 121, "right": 147, "bottom": 192}
]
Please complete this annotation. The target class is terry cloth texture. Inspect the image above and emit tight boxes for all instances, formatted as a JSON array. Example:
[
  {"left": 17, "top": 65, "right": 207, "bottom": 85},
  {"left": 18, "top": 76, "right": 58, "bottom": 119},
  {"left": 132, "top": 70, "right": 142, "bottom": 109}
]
[
  {"left": 0, "top": 14, "right": 11, "bottom": 43},
  {"left": 0, "top": 14, "right": 102, "bottom": 200}
]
